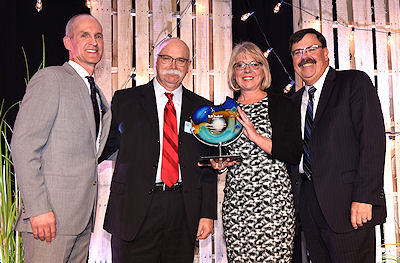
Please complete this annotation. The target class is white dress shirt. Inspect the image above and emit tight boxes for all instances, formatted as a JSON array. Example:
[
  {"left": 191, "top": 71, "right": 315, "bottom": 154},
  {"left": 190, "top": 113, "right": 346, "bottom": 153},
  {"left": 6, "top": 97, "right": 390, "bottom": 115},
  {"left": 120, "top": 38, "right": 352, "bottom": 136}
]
[
  {"left": 153, "top": 78, "right": 183, "bottom": 183},
  {"left": 299, "top": 66, "right": 329, "bottom": 173}
]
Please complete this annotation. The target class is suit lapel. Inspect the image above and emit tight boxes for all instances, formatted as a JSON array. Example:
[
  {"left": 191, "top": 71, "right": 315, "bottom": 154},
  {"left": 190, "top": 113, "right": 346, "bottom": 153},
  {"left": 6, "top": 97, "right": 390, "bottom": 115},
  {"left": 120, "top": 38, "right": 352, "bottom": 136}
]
[
  {"left": 179, "top": 88, "right": 193, "bottom": 139},
  {"left": 62, "top": 63, "right": 97, "bottom": 144},
  {"left": 98, "top": 88, "right": 111, "bottom": 155},
  {"left": 292, "top": 87, "right": 305, "bottom": 109},
  {"left": 313, "top": 67, "right": 336, "bottom": 128},
  {"left": 140, "top": 81, "right": 160, "bottom": 138}
]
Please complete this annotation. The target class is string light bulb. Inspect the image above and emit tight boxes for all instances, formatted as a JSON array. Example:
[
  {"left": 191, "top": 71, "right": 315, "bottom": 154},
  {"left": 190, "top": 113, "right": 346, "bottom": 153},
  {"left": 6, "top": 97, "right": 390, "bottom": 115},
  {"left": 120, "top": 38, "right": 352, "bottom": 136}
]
[
  {"left": 241, "top": 12, "right": 254, "bottom": 21},
  {"left": 35, "top": 0, "right": 43, "bottom": 12},
  {"left": 283, "top": 80, "right": 295, "bottom": 93},
  {"left": 85, "top": 0, "right": 91, "bottom": 9},
  {"left": 313, "top": 16, "right": 321, "bottom": 29},
  {"left": 273, "top": 1, "right": 283, "bottom": 13},
  {"left": 387, "top": 32, "right": 392, "bottom": 46},
  {"left": 349, "top": 27, "right": 355, "bottom": 40},
  {"left": 263, "top": 48, "right": 273, "bottom": 58}
]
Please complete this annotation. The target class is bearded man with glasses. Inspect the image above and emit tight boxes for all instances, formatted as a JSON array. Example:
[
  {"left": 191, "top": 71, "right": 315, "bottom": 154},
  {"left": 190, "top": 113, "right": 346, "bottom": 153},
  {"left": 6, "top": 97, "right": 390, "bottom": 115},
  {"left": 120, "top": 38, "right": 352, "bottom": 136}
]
[
  {"left": 99, "top": 37, "right": 217, "bottom": 263},
  {"left": 289, "top": 28, "right": 386, "bottom": 263}
]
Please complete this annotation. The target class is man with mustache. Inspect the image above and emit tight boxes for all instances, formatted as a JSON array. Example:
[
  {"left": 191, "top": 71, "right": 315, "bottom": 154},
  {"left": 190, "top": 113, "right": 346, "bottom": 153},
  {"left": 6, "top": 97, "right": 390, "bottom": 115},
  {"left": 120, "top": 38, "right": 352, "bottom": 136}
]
[
  {"left": 289, "top": 28, "right": 386, "bottom": 263},
  {"left": 99, "top": 38, "right": 217, "bottom": 262},
  {"left": 11, "top": 14, "right": 111, "bottom": 262}
]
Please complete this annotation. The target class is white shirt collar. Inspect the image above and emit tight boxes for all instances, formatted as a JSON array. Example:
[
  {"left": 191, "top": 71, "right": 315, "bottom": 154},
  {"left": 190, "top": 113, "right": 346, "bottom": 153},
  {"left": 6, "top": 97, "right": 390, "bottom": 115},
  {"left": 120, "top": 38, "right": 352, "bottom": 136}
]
[
  {"left": 306, "top": 66, "right": 329, "bottom": 91},
  {"left": 68, "top": 61, "right": 94, "bottom": 94},
  {"left": 68, "top": 60, "right": 93, "bottom": 79},
  {"left": 153, "top": 78, "right": 183, "bottom": 100}
]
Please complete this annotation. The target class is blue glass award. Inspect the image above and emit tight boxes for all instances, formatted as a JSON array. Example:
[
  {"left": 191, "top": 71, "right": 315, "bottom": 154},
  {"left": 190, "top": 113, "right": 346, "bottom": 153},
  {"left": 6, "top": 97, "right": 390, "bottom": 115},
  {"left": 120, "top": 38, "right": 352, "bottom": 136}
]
[{"left": 191, "top": 97, "right": 243, "bottom": 164}]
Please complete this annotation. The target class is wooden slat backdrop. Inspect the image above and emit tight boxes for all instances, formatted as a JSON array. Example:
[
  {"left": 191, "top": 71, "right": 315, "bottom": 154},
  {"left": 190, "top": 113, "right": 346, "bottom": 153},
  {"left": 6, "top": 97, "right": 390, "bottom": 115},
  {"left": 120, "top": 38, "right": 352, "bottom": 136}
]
[
  {"left": 117, "top": 0, "right": 133, "bottom": 90},
  {"left": 353, "top": 1, "right": 375, "bottom": 80},
  {"left": 180, "top": 0, "right": 194, "bottom": 92},
  {"left": 88, "top": 0, "right": 400, "bottom": 261},
  {"left": 293, "top": 0, "right": 400, "bottom": 261},
  {"left": 390, "top": 0, "right": 400, "bottom": 260},
  {"left": 135, "top": 0, "right": 150, "bottom": 86},
  {"left": 89, "top": 0, "right": 233, "bottom": 262},
  {"left": 89, "top": 2, "right": 114, "bottom": 262},
  {"left": 92, "top": 0, "right": 113, "bottom": 101},
  {"left": 195, "top": 0, "right": 211, "bottom": 100},
  {"left": 375, "top": 0, "right": 397, "bottom": 260},
  {"left": 212, "top": 0, "right": 233, "bottom": 105},
  {"left": 321, "top": 0, "right": 335, "bottom": 68},
  {"left": 336, "top": 0, "right": 351, "bottom": 69}
]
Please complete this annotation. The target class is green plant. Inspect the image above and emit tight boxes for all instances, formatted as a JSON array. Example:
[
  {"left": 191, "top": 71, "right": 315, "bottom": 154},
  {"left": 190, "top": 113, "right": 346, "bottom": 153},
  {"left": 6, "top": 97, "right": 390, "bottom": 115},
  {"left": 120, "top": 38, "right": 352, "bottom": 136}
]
[
  {"left": 21, "top": 34, "right": 46, "bottom": 86},
  {"left": 0, "top": 101, "right": 23, "bottom": 263},
  {"left": 380, "top": 243, "right": 400, "bottom": 262},
  {"left": 0, "top": 34, "right": 46, "bottom": 263}
]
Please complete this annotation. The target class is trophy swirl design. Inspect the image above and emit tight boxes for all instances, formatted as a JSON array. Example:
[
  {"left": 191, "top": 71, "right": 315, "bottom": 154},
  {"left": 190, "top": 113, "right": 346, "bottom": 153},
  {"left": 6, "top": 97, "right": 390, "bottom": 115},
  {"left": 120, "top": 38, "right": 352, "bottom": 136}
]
[{"left": 191, "top": 97, "right": 243, "bottom": 164}]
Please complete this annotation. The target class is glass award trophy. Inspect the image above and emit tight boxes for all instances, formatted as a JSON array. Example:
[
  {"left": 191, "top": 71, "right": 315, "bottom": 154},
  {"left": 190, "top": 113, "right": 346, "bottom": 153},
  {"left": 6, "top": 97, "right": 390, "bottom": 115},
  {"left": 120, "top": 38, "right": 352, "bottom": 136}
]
[{"left": 191, "top": 97, "right": 243, "bottom": 164}]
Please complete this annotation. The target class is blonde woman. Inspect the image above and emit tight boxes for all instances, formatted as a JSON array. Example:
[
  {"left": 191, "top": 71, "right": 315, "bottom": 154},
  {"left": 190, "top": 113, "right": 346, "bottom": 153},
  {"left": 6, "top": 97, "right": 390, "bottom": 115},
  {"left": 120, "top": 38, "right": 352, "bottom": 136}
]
[{"left": 212, "top": 42, "right": 301, "bottom": 262}]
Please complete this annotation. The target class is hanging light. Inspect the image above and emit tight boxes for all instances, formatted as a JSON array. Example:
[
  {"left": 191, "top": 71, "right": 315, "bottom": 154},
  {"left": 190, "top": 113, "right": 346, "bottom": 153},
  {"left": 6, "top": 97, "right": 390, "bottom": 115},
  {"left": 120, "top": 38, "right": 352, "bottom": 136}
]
[
  {"left": 241, "top": 12, "right": 254, "bottom": 21},
  {"left": 263, "top": 48, "right": 273, "bottom": 58},
  {"left": 314, "top": 16, "right": 321, "bottom": 28},
  {"left": 85, "top": 0, "right": 91, "bottom": 9},
  {"left": 283, "top": 80, "right": 295, "bottom": 93},
  {"left": 273, "top": 1, "right": 283, "bottom": 13},
  {"left": 35, "top": 0, "right": 43, "bottom": 12}
]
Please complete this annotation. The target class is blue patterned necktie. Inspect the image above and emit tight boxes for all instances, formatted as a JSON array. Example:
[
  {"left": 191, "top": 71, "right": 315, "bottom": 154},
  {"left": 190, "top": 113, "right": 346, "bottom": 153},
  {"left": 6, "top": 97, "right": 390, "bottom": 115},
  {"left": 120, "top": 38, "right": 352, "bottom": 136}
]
[
  {"left": 86, "top": 76, "right": 100, "bottom": 137},
  {"left": 303, "top": 86, "right": 317, "bottom": 180}
]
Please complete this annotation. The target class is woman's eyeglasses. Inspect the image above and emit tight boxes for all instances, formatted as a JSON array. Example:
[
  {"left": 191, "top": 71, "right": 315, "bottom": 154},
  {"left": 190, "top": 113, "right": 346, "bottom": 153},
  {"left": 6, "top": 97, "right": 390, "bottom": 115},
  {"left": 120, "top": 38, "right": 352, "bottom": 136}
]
[{"left": 233, "top": 61, "right": 262, "bottom": 71}]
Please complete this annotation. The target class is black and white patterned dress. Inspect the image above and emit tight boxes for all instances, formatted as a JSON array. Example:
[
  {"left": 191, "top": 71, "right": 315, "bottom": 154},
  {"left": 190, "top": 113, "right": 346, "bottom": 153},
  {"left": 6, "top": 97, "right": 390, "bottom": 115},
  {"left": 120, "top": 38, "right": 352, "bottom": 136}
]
[{"left": 223, "top": 96, "right": 295, "bottom": 262}]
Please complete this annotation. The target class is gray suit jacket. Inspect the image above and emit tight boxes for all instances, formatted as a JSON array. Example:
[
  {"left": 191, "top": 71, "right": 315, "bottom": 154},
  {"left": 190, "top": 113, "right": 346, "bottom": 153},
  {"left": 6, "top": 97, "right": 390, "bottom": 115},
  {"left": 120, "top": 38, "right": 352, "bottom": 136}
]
[{"left": 11, "top": 62, "right": 111, "bottom": 235}]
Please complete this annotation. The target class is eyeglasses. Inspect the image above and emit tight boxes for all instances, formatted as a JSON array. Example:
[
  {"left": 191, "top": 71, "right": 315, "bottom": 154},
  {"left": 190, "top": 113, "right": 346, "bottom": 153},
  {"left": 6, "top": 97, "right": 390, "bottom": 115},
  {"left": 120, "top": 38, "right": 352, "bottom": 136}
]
[
  {"left": 291, "top": 45, "right": 322, "bottom": 57},
  {"left": 158, "top": 54, "right": 189, "bottom": 67},
  {"left": 233, "top": 61, "right": 262, "bottom": 71}
]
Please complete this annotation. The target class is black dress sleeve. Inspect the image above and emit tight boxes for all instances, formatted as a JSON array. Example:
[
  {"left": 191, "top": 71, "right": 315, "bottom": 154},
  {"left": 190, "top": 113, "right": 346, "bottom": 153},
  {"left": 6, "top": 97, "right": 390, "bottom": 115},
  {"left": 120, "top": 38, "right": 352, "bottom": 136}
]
[{"left": 268, "top": 92, "right": 302, "bottom": 165}]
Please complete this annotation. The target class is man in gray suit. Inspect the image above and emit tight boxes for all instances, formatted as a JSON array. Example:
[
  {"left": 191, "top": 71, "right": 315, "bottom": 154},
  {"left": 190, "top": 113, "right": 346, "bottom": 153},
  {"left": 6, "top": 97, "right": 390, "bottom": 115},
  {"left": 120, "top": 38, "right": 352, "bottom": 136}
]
[{"left": 11, "top": 14, "right": 111, "bottom": 262}]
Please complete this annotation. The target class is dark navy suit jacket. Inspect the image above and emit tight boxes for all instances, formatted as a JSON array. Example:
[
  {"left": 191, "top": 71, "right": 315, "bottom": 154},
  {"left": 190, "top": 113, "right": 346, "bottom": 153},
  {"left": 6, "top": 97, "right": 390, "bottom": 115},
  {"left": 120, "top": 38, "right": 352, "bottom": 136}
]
[{"left": 291, "top": 67, "right": 386, "bottom": 233}]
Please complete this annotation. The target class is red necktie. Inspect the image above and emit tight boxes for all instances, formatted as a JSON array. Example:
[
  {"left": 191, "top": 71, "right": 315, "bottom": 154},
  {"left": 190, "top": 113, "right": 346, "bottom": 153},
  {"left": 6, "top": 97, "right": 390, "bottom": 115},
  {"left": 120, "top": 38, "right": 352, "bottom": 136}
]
[{"left": 161, "top": 93, "right": 179, "bottom": 187}]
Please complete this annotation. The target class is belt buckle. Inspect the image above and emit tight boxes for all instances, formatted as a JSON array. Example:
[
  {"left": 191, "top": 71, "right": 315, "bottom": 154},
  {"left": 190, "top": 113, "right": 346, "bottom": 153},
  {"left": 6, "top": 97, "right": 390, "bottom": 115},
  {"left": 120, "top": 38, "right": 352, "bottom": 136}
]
[{"left": 163, "top": 184, "right": 166, "bottom": 191}]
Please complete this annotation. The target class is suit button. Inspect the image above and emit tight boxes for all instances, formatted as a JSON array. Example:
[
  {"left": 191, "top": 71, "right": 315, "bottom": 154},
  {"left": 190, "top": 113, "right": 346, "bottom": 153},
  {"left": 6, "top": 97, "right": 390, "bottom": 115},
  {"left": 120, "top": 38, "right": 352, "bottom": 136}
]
[
  {"left": 153, "top": 164, "right": 157, "bottom": 169},
  {"left": 93, "top": 180, "right": 97, "bottom": 185}
]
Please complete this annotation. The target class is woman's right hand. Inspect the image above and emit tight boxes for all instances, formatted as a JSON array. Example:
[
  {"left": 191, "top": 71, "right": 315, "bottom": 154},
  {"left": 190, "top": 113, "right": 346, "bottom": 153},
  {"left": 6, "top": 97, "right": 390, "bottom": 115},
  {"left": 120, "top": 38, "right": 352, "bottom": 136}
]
[{"left": 209, "top": 158, "right": 238, "bottom": 173}]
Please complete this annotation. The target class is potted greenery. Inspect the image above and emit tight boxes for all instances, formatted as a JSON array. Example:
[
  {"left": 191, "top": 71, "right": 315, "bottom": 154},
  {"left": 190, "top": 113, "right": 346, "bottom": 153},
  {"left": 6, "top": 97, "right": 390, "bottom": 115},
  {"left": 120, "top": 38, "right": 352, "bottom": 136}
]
[{"left": 0, "top": 35, "right": 45, "bottom": 263}]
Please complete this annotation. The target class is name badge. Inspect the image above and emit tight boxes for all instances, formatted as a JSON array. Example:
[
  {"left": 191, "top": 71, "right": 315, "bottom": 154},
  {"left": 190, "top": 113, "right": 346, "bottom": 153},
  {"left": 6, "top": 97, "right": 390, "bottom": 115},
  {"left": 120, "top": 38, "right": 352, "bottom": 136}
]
[{"left": 184, "top": 121, "right": 192, "bottom": 134}]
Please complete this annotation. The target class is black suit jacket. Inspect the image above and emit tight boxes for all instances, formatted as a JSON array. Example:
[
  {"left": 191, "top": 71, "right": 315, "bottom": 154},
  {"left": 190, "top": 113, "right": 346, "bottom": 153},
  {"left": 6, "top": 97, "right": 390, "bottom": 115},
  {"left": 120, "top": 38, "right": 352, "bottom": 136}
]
[
  {"left": 291, "top": 67, "right": 386, "bottom": 233},
  {"left": 100, "top": 80, "right": 217, "bottom": 241}
]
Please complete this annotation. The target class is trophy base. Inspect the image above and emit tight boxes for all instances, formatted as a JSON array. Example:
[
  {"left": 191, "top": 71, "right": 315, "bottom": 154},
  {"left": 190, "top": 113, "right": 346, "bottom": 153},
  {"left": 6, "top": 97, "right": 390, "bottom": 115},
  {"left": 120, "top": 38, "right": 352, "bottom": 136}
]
[{"left": 198, "top": 155, "right": 242, "bottom": 165}]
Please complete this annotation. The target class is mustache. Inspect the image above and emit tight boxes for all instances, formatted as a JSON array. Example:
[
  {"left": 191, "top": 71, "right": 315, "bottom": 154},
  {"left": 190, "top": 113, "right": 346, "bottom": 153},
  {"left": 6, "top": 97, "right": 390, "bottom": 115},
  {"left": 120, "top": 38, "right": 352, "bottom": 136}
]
[
  {"left": 162, "top": 69, "right": 183, "bottom": 77},
  {"left": 298, "top": 58, "right": 316, "bottom": 67}
]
